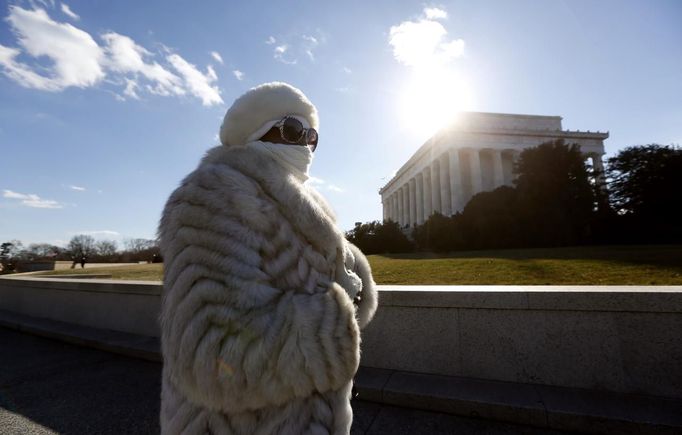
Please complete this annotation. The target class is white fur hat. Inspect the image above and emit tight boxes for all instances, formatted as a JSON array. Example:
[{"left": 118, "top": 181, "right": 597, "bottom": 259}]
[{"left": 219, "top": 82, "right": 319, "bottom": 147}]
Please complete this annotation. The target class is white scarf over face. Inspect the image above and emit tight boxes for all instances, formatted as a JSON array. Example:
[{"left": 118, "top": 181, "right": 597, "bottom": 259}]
[
  {"left": 248, "top": 141, "right": 313, "bottom": 182},
  {"left": 246, "top": 115, "right": 314, "bottom": 182}
]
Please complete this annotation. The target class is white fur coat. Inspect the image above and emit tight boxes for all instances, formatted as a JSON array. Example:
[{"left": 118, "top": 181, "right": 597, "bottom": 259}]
[{"left": 158, "top": 145, "right": 378, "bottom": 434}]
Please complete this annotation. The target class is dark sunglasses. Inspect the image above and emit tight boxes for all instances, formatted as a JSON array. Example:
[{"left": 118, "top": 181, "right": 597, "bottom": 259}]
[{"left": 274, "top": 116, "right": 318, "bottom": 152}]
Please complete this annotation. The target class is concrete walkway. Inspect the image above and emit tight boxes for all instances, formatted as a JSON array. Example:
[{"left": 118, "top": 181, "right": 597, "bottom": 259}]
[{"left": 0, "top": 327, "right": 579, "bottom": 435}]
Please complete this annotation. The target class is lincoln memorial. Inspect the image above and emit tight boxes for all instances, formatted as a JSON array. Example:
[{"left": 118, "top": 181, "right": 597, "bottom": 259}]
[{"left": 379, "top": 112, "right": 608, "bottom": 227}]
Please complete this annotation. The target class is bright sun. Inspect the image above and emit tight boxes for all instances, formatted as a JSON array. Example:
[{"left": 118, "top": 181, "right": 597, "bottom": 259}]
[{"left": 399, "top": 67, "right": 474, "bottom": 140}]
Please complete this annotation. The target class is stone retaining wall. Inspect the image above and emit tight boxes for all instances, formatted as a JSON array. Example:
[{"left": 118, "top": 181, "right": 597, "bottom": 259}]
[
  {"left": 362, "top": 286, "right": 682, "bottom": 399},
  {"left": 1, "top": 276, "right": 680, "bottom": 399},
  {"left": 0, "top": 276, "right": 159, "bottom": 336}
]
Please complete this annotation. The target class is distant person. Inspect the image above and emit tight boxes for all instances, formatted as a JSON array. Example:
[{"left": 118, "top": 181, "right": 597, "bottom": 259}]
[
  {"left": 158, "top": 82, "right": 378, "bottom": 434},
  {"left": 80, "top": 256, "right": 86, "bottom": 269}
]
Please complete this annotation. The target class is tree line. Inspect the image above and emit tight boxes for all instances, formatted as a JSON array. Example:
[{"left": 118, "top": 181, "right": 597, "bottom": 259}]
[
  {"left": 0, "top": 236, "right": 161, "bottom": 273},
  {"left": 347, "top": 141, "right": 682, "bottom": 254}
]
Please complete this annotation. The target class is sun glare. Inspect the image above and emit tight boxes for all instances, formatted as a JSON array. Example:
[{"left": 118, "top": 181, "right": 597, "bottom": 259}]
[{"left": 399, "top": 67, "right": 474, "bottom": 140}]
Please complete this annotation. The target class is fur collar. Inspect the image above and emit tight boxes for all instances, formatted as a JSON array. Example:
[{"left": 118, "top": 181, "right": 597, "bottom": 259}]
[{"left": 200, "top": 145, "right": 344, "bottom": 259}]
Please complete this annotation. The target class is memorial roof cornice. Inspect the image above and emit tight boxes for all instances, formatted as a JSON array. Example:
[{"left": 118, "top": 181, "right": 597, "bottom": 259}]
[{"left": 379, "top": 128, "right": 609, "bottom": 194}]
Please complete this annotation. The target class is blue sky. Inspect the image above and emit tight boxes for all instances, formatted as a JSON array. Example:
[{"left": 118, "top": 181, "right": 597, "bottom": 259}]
[{"left": 1, "top": 0, "right": 680, "bottom": 247}]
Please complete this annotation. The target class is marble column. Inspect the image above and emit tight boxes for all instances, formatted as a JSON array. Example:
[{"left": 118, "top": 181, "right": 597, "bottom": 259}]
[
  {"left": 416, "top": 173, "right": 424, "bottom": 224},
  {"left": 392, "top": 194, "right": 398, "bottom": 222},
  {"left": 430, "top": 161, "right": 441, "bottom": 214},
  {"left": 402, "top": 185, "right": 409, "bottom": 227},
  {"left": 388, "top": 194, "right": 394, "bottom": 222},
  {"left": 408, "top": 178, "right": 416, "bottom": 227},
  {"left": 492, "top": 150, "right": 504, "bottom": 188},
  {"left": 396, "top": 188, "right": 401, "bottom": 226},
  {"left": 382, "top": 199, "right": 387, "bottom": 221},
  {"left": 469, "top": 149, "right": 483, "bottom": 197},
  {"left": 592, "top": 153, "right": 607, "bottom": 188},
  {"left": 423, "top": 167, "right": 433, "bottom": 220},
  {"left": 449, "top": 149, "right": 464, "bottom": 213},
  {"left": 397, "top": 188, "right": 404, "bottom": 226},
  {"left": 502, "top": 150, "right": 514, "bottom": 186},
  {"left": 439, "top": 155, "right": 452, "bottom": 215},
  {"left": 592, "top": 153, "right": 605, "bottom": 173}
]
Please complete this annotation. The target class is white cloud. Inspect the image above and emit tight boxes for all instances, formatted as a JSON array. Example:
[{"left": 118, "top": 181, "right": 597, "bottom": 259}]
[
  {"left": 34, "top": 0, "right": 56, "bottom": 8},
  {"left": 388, "top": 7, "right": 464, "bottom": 67},
  {"left": 306, "top": 176, "right": 344, "bottom": 193},
  {"left": 0, "top": 6, "right": 223, "bottom": 106},
  {"left": 2, "top": 190, "right": 25, "bottom": 199},
  {"left": 0, "top": 6, "right": 104, "bottom": 91},
  {"left": 343, "top": 66, "right": 352, "bottom": 74},
  {"left": 270, "top": 33, "right": 323, "bottom": 64},
  {"left": 210, "top": 51, "right": 223, "bottom": 64},
  {"left": 273, "top": 44, "right": 296, "bottom": 64},
  {"left": 424, "top": 7, "right": 448, "bottom": 20},
  {"left": 69, "top": 185, "right": 85, "bottom": 191},
  {"left": 3, "top": 189, "right": 63, "bottom": 209},
  {"left": 439, "top": 39, "right": 465, "bottom": 58},
  {"left": 0, "top": 45, "right": 55, "bottom": 90},
  {"left": 60, "top": 3, "right": 79, "bottom": 20},
  {"left": 75, "top": 230, "right": 120, "bottom": 237},
  {"left": 302, "top": 35, "right": 319, "bottom": 61},
  {"left": 25, "top": 197, "right": 63, "bottom": 208},
  {"left": 335, "top": 86, "right": 353, "bottom": 93},
  {"left": 123, "top": 77, "right": 139, "bottom": 99},
  {"left": 167, "top": 54, "right": 223, "bottom": 106},
  {"left": 232, "top": 69, "right": 243, "bottom": 80},
  {"left": 101, "top": 32, "right": 185, "bottom": 98}
]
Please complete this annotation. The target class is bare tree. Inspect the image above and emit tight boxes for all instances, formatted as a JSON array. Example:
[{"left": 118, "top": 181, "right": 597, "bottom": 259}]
[
  {"left": 123, "top": 238, "right": 155, "bottom": 253},
  {"left": 95, "top": 240, "right": 118, "bottom": 259},
  {"left": 0, "top": 240, "right": 23, "bottom": 273},
  {"left": 123, "top": 238, "right": 158, "bottom": 262},
  {"left": 26, "top": 243, "right": 61, "bottom": 260},
  {"left": 68, "top": 235, "right": 96, "bottom": 258}
]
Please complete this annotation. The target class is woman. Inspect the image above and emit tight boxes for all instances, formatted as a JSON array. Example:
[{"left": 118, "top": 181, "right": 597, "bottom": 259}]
[{"left": 158, "top": 82, "right": 377, "bottom": 434}]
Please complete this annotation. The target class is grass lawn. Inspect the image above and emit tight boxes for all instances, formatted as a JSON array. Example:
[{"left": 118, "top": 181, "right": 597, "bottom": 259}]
[
  {"left": 33, "top": 245, "right": 682, "bottom": 285},
  {"left": 35, "top": 263, "right": 163, "bottom": 281},
  {"left": 368, "top": 245, "right": 682, "bottom": 285}
]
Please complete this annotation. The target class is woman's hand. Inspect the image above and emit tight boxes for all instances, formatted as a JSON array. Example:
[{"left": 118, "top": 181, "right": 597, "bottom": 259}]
[{"left": 335, "top": 247, "right": 363, "bottom": 302}]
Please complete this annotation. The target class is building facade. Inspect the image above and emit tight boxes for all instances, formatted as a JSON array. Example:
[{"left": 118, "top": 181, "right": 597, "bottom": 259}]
[{"left": 379, "top": 112, "right": 608, "bottom": 227}]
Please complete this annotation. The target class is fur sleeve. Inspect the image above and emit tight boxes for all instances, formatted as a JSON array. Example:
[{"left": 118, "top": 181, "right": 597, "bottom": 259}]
[
  {"left": 159, "top": 163, "right": 360, "bottom": 413},
  {"left": 304, "top": 184, "right": 338, "bottom": 222},
  {"left": 347, "top": 243, "right": 378, "bottom": 329}
]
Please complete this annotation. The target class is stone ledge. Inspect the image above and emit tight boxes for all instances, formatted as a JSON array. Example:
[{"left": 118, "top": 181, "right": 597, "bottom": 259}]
[
  {"left": 43, "top": 273, "right": 114, "bottom": 279},
  {"left": 375, "top": 285, "right": 682, "bottom": 312},
  {"left": 3, "top": 276, "right": 681, "bottom": 312},
  {"left": 1, "top": 309, "right": 679, "bottom": 435},
  {"left": 0, "top": 275, "right": 161, "bottom": 295},
  {"left": 355, "top": 368, "right": 682, "bottom": 435},
  {"left": 0, "top": 309, "right": 160, "bottom": 362}
]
